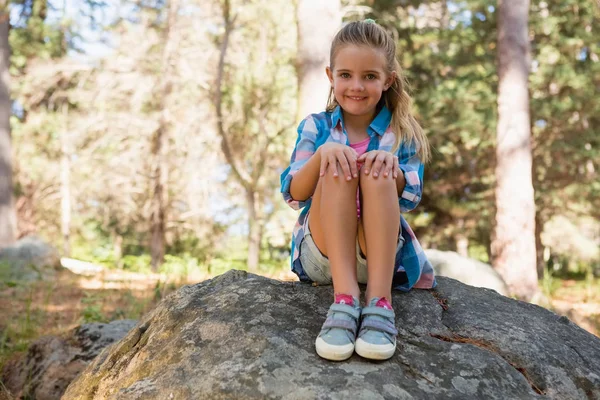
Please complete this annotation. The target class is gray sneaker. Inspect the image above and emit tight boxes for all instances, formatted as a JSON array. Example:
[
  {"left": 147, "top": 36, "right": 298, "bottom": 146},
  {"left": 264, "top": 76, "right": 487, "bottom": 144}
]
[
  {"left": 355, "top": 297, "right": 398, "bottom": 360},
  {"left": 315, "top": 297, "right": 361, "bottom": 361}
]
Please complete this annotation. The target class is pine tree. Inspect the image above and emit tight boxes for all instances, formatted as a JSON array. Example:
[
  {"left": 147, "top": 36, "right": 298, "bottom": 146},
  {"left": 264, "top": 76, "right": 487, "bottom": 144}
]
[{"left": 492, "top": 0, "right": 538, "bottom": 299}]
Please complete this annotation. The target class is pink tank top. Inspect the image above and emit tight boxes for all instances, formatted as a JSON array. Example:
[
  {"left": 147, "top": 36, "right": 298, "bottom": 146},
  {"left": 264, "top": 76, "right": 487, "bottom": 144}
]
[{"left": 350, "top": 137, "right": 370, "bottom": 218}]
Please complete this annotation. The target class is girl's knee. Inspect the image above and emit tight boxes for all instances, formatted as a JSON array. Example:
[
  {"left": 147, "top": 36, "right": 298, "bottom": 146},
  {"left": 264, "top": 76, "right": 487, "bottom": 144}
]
[
  {"left": 321, "top": 163, "right": 359, "bottom": 190},
  {"left": 359, "top": 170, "right": 396, "bottom": 192}
]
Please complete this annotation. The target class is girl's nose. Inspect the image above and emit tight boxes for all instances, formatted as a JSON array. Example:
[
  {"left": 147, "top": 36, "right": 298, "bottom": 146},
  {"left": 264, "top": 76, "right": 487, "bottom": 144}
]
[{"left": 350, "top": 78, "right": 364, "bottom": 91}]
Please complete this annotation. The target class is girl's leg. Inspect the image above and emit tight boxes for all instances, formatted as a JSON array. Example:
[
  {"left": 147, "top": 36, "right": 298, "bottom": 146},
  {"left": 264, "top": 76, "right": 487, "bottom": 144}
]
[
  {"left": 308, "top": 162, "right": 360, "bottom": 299},
  {"left": 358, "top": 171, "right": 400, "bottom": 303}
]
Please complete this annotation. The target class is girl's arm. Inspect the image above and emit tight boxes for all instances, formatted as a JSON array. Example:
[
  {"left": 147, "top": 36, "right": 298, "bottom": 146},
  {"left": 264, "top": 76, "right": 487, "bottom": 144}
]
[
  {"left": 289, "top": 148, "right": 321, "bottom": 202},
  {"left": 280, "top": 116, "right": 321, "bottom": 210}
]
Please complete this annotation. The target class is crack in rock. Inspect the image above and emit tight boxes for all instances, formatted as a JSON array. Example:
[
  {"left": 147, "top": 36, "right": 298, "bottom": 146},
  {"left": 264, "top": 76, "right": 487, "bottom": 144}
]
[
  {"left": 429, "top": 290, "right": 545, "bottom": 395},
  {"left": 430, "top": 332, "right": 544, "bottom": 395}
]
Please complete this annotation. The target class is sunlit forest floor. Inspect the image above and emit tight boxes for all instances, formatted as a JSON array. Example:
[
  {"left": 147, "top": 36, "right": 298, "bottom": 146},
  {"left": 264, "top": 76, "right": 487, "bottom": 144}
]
[{"left": 0, "top": 267, "right": 598, "bottom": 370}]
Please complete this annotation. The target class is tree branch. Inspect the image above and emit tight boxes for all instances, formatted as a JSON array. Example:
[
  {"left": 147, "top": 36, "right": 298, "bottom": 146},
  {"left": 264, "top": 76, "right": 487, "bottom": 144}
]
[{"left": 214, "top": 0, "right": 252, "bottom": 189}]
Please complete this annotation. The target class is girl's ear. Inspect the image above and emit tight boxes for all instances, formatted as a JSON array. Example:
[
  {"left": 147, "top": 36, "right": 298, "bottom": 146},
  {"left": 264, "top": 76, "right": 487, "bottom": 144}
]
[
  {"left": 385, "top": 71, "right": 397, "bottom": 90},
  {"left": 326, "top": 66, "right": 334, "bottom": 86}
]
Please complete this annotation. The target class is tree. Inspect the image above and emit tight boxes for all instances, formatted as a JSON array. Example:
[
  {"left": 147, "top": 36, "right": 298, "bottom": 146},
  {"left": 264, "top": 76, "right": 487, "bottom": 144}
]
[
  {"left": 213, "top": 0, "right": 296, "bottom": 271},
  {"left": 150, "top": 0, "right": 180, "bottom": 271},
  {"left": 492, "top": 0, "right": 538, "bottom": 299},
  {"left": 0, "top": 3, "right": 16, "bottom": 248},
  {"left": 295, "top": 0, "right": 341, "bottom": 120},
  {"left": 10, "top": 0, "right": 93, "bottom": 254}
]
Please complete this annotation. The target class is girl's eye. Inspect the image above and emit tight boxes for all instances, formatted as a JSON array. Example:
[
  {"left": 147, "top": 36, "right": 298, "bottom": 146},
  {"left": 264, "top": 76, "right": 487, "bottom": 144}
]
[
  {"left": 340, "top": 73, "right": 350, "bottom": 78},
  {"left": 366, "top": 74, "right": 376, "bottom": 80}
]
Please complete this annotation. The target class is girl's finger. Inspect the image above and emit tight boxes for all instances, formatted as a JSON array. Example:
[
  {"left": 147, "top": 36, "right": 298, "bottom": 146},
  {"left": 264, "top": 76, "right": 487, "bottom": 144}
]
[
  {"left": 337, "top": 154, "right": 353, "bottom": 181},
  {"left": 363, "top": 152, "right": 376, "bottom": 175},
  {"left": 372, "top": 152, "right": 387, "bottom": 178},
  {"left": 329, "top": 155, "right": 338, "bottom": 177},
  {"left": 320, "top": 157, "right": 327, "bottom": 177},
  {"left": 383, "top": 155, "right": 396, "bottom": 178},
  {"left": 393, "top": 156, "right": 399, "bottom": 178},
  {"left": 344, "top": 149, "right": 359, "bottom": 178}
]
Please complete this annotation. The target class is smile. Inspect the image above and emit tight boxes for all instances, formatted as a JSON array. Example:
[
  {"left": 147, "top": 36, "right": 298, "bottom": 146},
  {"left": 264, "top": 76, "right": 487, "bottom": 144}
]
[{"left": 346, "top": 96, "right": 367, "bottom": 101}]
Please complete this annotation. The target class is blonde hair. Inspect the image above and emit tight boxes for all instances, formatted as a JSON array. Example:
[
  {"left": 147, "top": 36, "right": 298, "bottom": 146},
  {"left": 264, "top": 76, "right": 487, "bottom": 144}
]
[{"left": 326, "top": 21, "right": 430, "bottom": 162}]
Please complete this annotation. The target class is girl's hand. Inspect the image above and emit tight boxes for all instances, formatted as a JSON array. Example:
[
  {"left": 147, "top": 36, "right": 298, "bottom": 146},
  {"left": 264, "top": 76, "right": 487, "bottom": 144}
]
[
  {"left": 318, "top": 143, "right": 359, "bottom": 181},
  {"left": 357, "top": 150, "right": 400, "bottom": 179}
]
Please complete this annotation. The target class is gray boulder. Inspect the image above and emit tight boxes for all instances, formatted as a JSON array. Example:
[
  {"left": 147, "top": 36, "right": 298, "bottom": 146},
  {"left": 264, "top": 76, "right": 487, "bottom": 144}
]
[
  {"left": 0, "top": 236, "right": 61, "bottom": 283},
  {"left": 425, "top": 249, "right": 509, "bottom": 296},
  {"left": 2, "top": 320, "right": 137, "bottom": 400},
  {"left": 64, "top": 270, "right": 600, "bottom": 399}
]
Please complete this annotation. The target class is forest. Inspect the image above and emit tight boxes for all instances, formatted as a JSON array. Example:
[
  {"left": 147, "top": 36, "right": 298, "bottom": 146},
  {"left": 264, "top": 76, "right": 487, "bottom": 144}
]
[{"left": 0, "top": 0, "right": 598, "bottom": 383}]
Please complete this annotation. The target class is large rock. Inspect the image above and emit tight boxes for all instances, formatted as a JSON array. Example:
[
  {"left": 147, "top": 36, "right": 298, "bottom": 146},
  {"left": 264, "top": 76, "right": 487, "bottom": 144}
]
[
  {"left": 63, "top": 270, "right": 600, "bottom": 399},
  {"left": 425, "top": 249, "right": 509, "bottom": 296},
  {"left": 2, "top": 320, "right": 137, "bottom": 400},
  {"left": 0, "top": 236, "right": 61, "bottom": 283}
]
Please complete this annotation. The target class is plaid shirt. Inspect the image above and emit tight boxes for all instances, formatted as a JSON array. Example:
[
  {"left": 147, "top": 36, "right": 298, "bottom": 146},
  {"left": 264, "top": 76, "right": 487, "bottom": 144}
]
[{"left": 280, "top": 106, "right": 436, "bottom": 291}]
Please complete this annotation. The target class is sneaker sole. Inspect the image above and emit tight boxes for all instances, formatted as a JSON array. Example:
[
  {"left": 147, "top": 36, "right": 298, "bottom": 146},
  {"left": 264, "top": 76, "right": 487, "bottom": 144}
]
[
  {"left": 315, "top": 337, "right": 354, "bottom": 361},
  {"left": 355, "top": 338, "right": 396, "bottom": 360}
]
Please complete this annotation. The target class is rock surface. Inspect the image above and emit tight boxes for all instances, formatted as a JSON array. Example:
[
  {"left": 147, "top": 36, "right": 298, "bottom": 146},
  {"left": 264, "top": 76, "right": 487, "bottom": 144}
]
[
  {"left": 0, "top": 236, "right": 61, "bottom": 283},
  {"left": 64, "top": 270, "right": 600, "bottom": 400},
  {"left": 425, "top": 249, "right": 509, "bottom": 295},
  {"left": 2, "top": 320, "right": 137, "bottom": 400}
]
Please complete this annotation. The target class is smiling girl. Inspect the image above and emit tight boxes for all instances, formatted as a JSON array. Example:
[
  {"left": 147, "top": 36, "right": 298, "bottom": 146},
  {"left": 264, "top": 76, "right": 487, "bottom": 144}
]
[{"left": 280, "top": 20, "right": 436, "bottom": 361}]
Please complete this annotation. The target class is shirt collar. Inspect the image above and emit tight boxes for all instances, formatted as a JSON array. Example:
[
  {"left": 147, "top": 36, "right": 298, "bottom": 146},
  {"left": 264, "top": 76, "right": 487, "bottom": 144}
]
[
  {"left": 330, "top": 105, "right": 392, "bottom": 136},
  {"left": 331, "top": 105, "right": 343, "bottom": 130}
]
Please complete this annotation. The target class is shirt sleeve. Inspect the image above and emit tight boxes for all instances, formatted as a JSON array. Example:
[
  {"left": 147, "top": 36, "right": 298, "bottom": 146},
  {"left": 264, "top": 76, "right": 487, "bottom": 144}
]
[
  {"left": 397, "top": 142, "right": 424, "bottom": 213},
  {"left": 280, "top": 115, "right": 319, "bottom": 210}
]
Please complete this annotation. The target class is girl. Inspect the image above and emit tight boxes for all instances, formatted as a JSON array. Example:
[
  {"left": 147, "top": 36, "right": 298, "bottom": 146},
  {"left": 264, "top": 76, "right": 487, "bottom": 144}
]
[{"left": 280, "top": 20, "right": 436, "bottom": 361}]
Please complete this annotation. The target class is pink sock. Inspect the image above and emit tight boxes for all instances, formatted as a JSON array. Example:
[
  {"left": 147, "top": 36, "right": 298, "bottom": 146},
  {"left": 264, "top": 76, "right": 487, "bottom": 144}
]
[
  {"left": 375, "top": 297, "right": 393, "bottom": 310},
  {"left": 334, "top": 294, "right": 355, "bottom": 306}
]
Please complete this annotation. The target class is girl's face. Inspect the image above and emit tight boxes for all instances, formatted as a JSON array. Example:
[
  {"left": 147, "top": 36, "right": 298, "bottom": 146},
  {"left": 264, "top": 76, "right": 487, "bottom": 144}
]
[{"left": 326, "top": 45, "right": 396, "bottom": 120}]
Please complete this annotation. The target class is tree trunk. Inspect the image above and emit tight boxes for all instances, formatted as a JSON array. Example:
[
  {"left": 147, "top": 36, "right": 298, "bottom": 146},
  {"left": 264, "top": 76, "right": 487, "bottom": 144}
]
[
  {"left": 150, "top": 0, "right": 179, "bottom": 271},
  {"left": 454, "top": 218, "right": 469, "bottom": 257},
  {"left": 296, "top": 0, "right": 341, "bottom": 120},
  {"left": 114, "top": 232, "right": 123, "bottom": 261},
  {"left": 60, "top": 104, "right": 71, "bottom": 256},
  {"left": 534, "top": 210, "right": 545, "bottom": 277},
  {"left": 492, "top": 0, "right": 538, "bottom": 300},
  {"left": 246, "top": 188, "right": 261, "bottom": 272},
  {"left": 0, "top": 9, "right": 16, "bottom": 249}
]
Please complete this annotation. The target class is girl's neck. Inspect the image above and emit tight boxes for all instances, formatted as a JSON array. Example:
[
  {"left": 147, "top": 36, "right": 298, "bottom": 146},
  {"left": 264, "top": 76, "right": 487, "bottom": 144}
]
[{"left": 342, "top": 109, "right": 374, "bottom": 136}]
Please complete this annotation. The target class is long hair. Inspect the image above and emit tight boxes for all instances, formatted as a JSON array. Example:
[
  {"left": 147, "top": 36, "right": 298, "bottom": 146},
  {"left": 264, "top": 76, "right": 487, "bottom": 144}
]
[{"left": 325, "top": 21, "right": 430, "bottom": 162}]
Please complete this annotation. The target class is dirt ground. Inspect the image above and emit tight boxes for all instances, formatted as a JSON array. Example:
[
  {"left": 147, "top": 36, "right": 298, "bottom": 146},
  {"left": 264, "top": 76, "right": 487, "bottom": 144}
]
[{"left": 0, "top": 269, "right": 598, "bottom": 371}]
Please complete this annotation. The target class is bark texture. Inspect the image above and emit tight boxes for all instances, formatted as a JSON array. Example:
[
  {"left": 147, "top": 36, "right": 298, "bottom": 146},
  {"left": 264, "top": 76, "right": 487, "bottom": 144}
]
[
  {"left": 492, "top": 0, "right": 538, "bottom": 300},
  {"left": 0, "top": 9, "right": 16, "bottom": 248}
]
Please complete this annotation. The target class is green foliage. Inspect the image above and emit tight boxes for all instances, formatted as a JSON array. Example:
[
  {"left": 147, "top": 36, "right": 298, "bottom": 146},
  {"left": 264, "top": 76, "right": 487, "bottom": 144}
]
[
  {"left": 120, "top": 254, "right": 152, "bottom": 273},
  {"left": 540, "top": 267, "right": 561, "bottom": 298},
  {"left": 108, "top": 290, "right": 151, "bottom": 321},
  {"left": 9, "top": 0, "right": 66, "bottom": 74},
  {"left": 0, "top": 288, "right": 40, "bottom": 369},
  {"left": 80, "top": 292, "right": 106, "bottom": 323},
  {"left": 529, "top": 0, "right": 600, "bottom": 222},
  {"left": 160, "top": 254, "right": 202, "bottom": 278}
]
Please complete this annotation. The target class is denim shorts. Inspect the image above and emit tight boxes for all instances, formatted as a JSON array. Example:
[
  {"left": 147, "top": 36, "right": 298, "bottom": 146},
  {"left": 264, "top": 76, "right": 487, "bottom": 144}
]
[{"left": 299, "top": 218, "right": 404, "bottom": 285}]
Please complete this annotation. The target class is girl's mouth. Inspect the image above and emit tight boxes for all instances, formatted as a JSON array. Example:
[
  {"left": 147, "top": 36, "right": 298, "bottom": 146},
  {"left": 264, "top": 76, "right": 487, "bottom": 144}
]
[{"left": 347, "top": 96, "right": 366, "bottom": 101}]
